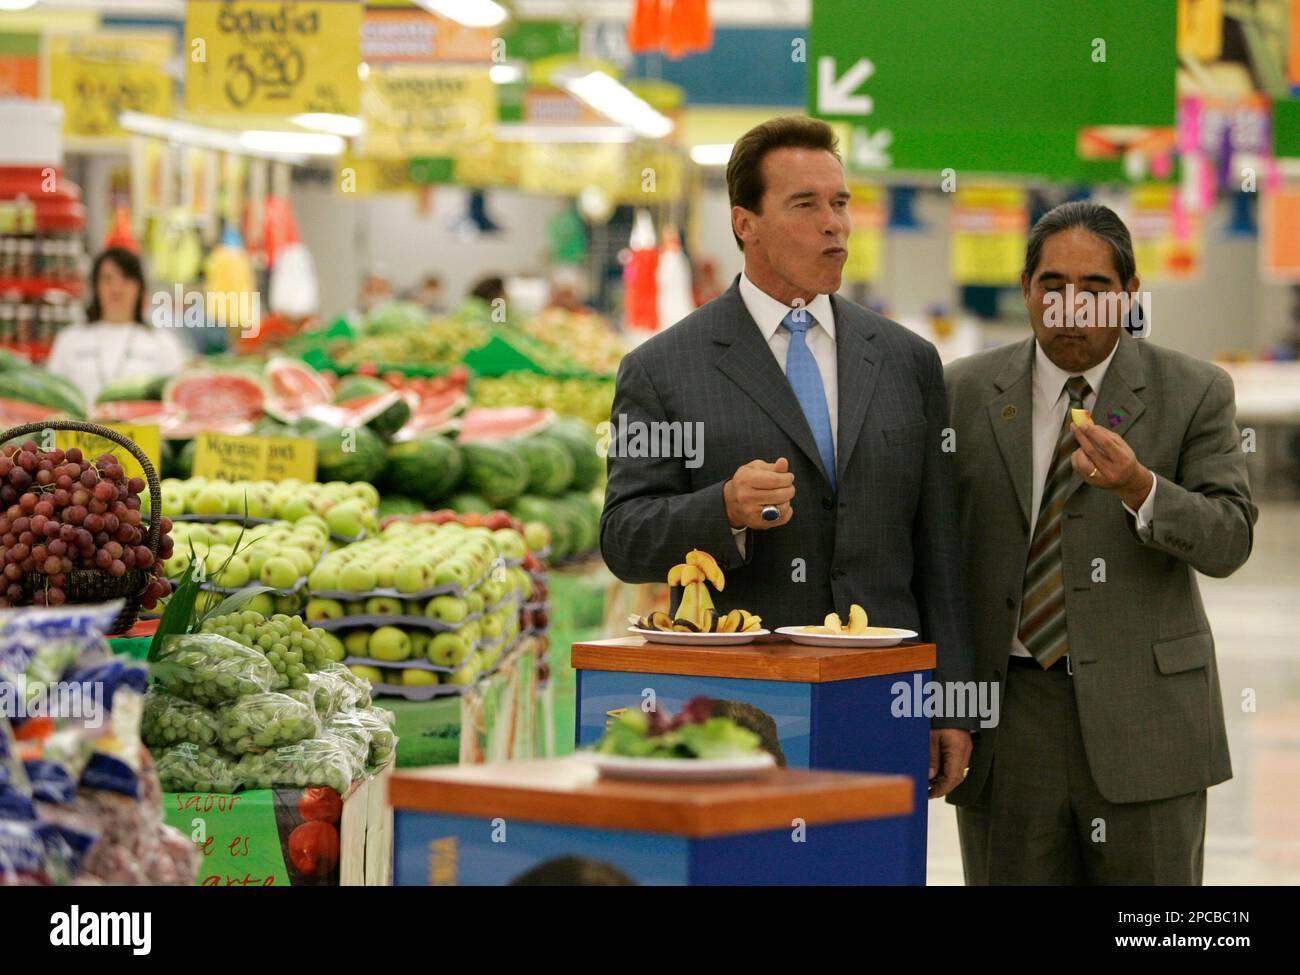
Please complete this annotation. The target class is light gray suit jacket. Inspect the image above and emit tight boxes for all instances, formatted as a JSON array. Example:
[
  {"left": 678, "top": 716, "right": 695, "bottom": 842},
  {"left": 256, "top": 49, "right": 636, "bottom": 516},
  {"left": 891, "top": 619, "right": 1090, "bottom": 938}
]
[
  {"left": 600, "top": 275, "right": 977, "bottom": 720},
  {"left": 944, "top": 333, "right": 1256, "bottom": 804}
]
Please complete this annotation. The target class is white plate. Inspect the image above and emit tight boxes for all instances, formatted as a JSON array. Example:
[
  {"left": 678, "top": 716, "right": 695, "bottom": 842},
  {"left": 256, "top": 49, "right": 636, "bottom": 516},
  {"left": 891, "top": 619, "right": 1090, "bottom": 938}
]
[
  {"left": 576, "top": 751, "right": 776, "bottom": 781},
  {"left": 627, "top": 627, "right": 770, "bottom": 646},
  {"left": 774, "top": 626, "right": 918, "bottom": 648}
]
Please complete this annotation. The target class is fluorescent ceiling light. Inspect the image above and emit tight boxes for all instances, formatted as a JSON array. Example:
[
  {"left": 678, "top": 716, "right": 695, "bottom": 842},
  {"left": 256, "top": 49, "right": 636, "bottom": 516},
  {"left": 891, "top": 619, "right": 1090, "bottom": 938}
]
[
  {"left": 240, "top": 131, "right": 344, "bottom": 156},
  {"left": 291, "top": 113, "right": 363, "bottom": 138},
  {"left": 490, "top": 63, "right": 524, "bottom": 85},
  {"left": 560, "top": 70, "right": 673, "bottom": 139},
  {"left": 690, "top": 143, "right": 733, "bottom": 166},
  {"left": 494, "top": 124, "right": 636, "bottom": 143},
  {"left": 416, "top": 0, "right": 507, "bottom": 28}
]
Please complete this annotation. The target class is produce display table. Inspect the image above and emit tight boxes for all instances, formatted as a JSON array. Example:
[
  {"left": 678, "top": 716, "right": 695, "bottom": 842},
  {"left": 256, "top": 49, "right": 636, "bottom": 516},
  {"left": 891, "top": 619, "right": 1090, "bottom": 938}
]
[
  {"left": 572, "top": 636, "right": 936, "bottom": 884},
  {"left": 388, "top": 758, "right": 913, "bottom": 885}
]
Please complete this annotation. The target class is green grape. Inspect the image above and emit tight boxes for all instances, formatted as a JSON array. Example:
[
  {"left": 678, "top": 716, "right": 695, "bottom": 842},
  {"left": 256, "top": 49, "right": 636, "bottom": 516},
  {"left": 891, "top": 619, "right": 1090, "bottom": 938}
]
[
  {"left": 217, "top": 692, "right": 319, "bottom": 755},
  {"left": 141, "top": 688, "right": 219, "bottom": 748},
  {"left": 235, "top": 738, "right": 356, "bottom": 794},
  {"left": 156, "top": 742, "right": 244, "bottom": 793},
  {"left": 352, "top": 707, "right": 397, "bottom": 766},
  {"left": 154, "top": 634, "right": 279, "bottom": 706}
]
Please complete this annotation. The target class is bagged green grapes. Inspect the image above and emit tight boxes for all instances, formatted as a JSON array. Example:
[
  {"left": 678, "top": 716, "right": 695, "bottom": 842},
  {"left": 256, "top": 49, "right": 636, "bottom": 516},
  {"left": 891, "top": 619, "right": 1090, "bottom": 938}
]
[
  {"left": 199, "top": 611, "right": 339, "bottom": 689},
  {"left": 352, "top": 708, "right": 397, "bottom": 767},
  {"left": 141, "top": 688, "right": 219, "bottom": 748},
  {"left": 236, "top": 738, "right": 359, "bottom": 795},
  {"left": 323, "top": 714, "right": 371, "bottom": 768},
  {"left": 217, "top": 692, "right": 319, "bottom": 755},
  {"left": 153, "top": 633, "right": 278, "bottom": 705},
  {"left": 318, "top": 662, "right": 371, "bottom": 709},
  {"left": 155, "top": 742, "right": 244, "bottom": 793}
]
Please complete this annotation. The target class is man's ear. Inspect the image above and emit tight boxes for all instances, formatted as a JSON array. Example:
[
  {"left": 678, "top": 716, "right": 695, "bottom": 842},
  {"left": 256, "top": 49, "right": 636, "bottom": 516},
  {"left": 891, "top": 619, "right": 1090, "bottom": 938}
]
[
  {"left": 1020, "top": 271, "right": 1031, "bottom": 304},
  {"left": 732, "top": 206, "right": 754, "bottom": 248}
]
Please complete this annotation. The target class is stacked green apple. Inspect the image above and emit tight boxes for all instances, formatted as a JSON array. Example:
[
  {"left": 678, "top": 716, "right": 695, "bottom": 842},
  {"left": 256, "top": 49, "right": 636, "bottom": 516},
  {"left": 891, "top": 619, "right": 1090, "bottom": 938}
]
[
  {"left": 158, "top": 476, "right": 379, "bottom": 540},
  {"left": 303, "top": 520, "right": 531, "bottom": 695},
  {"left": 159, "top": 517, "right": 330, "bottom": 605}
]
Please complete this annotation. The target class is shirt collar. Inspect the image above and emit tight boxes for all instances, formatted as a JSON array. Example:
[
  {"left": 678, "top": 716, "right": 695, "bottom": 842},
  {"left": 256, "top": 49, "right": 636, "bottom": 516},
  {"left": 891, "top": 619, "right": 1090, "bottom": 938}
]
[
  {"left": 1033, "top": 335, "right": 1120, "bottom": 404},
  {"left": 739, "top": 271, "right": 836, "bottom": 343}
]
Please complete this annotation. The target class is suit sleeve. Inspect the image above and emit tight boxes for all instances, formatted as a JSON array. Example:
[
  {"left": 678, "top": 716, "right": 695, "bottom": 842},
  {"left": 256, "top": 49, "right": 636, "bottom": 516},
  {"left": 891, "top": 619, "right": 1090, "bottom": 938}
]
[
  {"left": 1130, "top": 369, "right": 1257, "bottom": 578},
  {"left": 914, "top": 347, "right": 978, "bottom": 728},
  {"left": 599, "top": 351, "right": 753, "bottom": 584}
]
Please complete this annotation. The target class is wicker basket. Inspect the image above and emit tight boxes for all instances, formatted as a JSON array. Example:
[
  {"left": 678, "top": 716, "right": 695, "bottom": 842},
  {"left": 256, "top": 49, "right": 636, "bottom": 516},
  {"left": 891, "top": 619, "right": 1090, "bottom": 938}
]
[{"left": 1, "top": 419, "right": 163, "bottom": 635}]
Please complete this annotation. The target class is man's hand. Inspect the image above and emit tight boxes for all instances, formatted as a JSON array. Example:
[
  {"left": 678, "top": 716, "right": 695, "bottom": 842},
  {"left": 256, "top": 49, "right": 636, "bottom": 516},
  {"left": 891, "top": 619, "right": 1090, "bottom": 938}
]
[
  {"left": 1070, "top": 423, "right": 1153, "bottom": 510},
  {"left": 723, "top": 457, "right": 796, "bottom": 530},
  {"left": 928, "top": 728, "right": 972, "bottom": 799}
]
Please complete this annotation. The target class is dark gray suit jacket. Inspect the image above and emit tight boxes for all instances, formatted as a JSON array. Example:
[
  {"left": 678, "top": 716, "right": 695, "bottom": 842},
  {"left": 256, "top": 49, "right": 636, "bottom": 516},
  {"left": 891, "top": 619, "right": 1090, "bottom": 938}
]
[
  {"left": 600, "top": 276, "right": 977, "bottom": 721},
  {"left": 944, "top": 333, "right": 1256, "bottom": 804}
]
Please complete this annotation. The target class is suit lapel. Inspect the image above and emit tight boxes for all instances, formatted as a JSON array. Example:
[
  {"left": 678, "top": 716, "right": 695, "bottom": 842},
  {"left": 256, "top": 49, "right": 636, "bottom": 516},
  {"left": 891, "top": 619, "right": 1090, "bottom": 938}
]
[
  {"left": 712, "top": 279, "right": 830, "bottom": 483},
  {"left": 1063, "top": 333, "right": 1148, "bottom": 505},
  {"left": 831, "top": 294, "right": 880, "bottom": 482},
  {"left": 986, "top": 338, "right": 1036, "bottom": 526}
]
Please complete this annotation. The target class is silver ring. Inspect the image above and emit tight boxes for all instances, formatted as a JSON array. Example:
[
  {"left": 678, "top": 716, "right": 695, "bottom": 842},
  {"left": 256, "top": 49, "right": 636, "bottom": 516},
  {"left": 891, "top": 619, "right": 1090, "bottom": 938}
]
[{"left": 761, "top": 505, "right": 780, "bottom": 521}]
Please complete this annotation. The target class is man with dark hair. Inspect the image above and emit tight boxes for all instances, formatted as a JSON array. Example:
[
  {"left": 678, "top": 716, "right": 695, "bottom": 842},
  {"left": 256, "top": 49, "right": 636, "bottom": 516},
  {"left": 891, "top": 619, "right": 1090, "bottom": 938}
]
[
  {"left": 600, "top": 115, "right": 979, "bottom": 798},
  {"left": 944, "top": 200, "right": 1257, "bottom": 884}
]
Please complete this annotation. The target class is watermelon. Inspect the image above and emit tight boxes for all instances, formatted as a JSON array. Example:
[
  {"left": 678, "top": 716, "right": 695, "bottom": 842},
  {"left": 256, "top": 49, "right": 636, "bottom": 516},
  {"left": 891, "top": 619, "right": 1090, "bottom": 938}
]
[
  {"left": 448, "top": 492, "right": 491, "bottom": 515},
  {"left": 96, "top": 374, "right": 168, "bottom": 403},
  {"left": 0, "top": 397, "right": 61, "bottom": 427},
  {"left": 333, "top": 375, "right": 411, "bottom": 439},
  {"left": 458, "top": 441, "right": 529, "bottom": 507},
  {"left": 551, "top": 496, "right": 596, "bottom": 557},
  {"left": 164, "top": 370, "right": 265, "bottom": 422},
  {"left": 515, "top": 436, "right": 575, "bottom": 497},
  {"left": 547, "top": 418, "right": 603, "bottom": 490},
  {"left": 510, "top": 495, "right": 572, "bottom": 560},
  {"left": 264, "top": 357, "right": 332, "bottom": 421},
  {"left": 562, "top": 491, "right": 602, "bottom": 554},
  {"left": 0, "top": 349, "right": 31, "bottom": 371},
  {"left": 381, "top": 434, "right": 463, "bottom": 504},
  {"left": 457, "top": 407, "right": 553, "bottom": 443},
  {"left": 306, "top": 422, "right": 387, "bottom": 483},
  {"left": 5, "top": 366, "right": 87, "bottom": 418},
  {"left": 377, "top": 495, "right": 426, "bottom": 519},
  {"left": 168, "top": 439, "right": 196, "bottom": 479}
]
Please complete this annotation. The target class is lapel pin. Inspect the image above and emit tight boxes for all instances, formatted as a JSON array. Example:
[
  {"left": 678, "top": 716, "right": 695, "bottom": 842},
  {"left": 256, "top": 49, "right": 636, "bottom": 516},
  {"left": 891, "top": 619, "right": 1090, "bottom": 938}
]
[
  {"left": 1107, "top": 408, "right": 1126, "bottom": 427},
  {"left": 1001, "top": 405, "right": 1018, "bottom": 420}
]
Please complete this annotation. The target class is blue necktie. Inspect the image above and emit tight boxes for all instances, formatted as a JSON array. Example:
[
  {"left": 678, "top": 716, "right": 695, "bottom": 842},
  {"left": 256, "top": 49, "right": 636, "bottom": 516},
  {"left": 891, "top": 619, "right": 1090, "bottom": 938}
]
[{"left": 780, "top": 309, "right": 837, "bottom": 492}]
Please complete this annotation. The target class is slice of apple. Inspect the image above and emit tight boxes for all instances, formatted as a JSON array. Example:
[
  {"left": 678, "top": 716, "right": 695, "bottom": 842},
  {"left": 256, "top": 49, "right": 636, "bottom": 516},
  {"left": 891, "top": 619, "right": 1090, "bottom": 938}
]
[{"left": 1070, "top": 407, "right": 1093, "bottom": 428}]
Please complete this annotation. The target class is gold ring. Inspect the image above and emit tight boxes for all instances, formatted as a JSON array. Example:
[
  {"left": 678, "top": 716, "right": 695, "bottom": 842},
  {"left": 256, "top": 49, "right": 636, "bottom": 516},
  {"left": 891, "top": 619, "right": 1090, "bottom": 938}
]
[{"left": 1087, "top": 467, "right": 1099, "bottom": 479}]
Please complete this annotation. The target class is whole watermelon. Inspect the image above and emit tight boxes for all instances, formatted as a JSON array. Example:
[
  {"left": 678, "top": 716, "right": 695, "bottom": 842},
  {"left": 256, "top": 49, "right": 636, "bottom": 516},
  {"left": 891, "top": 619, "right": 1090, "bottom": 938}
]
[
  {"left": 458, "top": 442, "right": 529, "bottom": 508},
  {"left": 551, "top": 496, "right": 596, "bottom": 557},
  {"left": 510, "top": 495, "right": 571, "bottom": 560},
  {"left": 309, "top": 423, "right": 387, "bottom": 483},
  {"left": 168, "top": 439, "right": 195, "bottom": 479},
  {"left": 334, "top": 375, "right": 411, "bottom": 440},
  {"left": 96, "top": 373, "right": 168, "bottom": 403},
  {"left": 546, "top": 419, "right": 603, "bottom": 491},
  {"left": 448, "top": 492, "right": 491, "bottom": 515},
  {"left": 515, "top": 436, "right": 574, "bottom": 497},
  {"left": 381, "top": 434, "right": 463, "bottom": 505},
  {"left": 377, "top": 495, "right": 426, "bottom": 519}
]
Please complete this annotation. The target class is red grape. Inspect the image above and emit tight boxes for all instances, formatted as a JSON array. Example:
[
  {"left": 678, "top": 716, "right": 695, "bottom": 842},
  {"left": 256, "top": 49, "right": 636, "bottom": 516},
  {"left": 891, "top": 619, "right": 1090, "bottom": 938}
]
[
  {"left": 92, "top": 481, "right": 114, "bottom": 502},
  {"left": 9, "top": 469, "right": 31, "bottom": 488},
  {"left": 127, "top": 476, "right": 144, "bottom": 494},
  {"left": 59, "top": 524, "right": 75, "bottom": 542},
  {"left": 33, "top": 500, "right": 52, "bottom": 518},
  {"left": 133, "top": 545, "right": 152, "bottom": 566},
  {"left": 64, "top": 506, "right": 85, "bottom": 525},
  {"left": 0, "top": 457, "right": 11, "bottom": 477},
  {"left": 104, "top": 541, "right": 123, "bottom": 559},
  {"left": 18, "top": 494, "right": 36, "bottom": 513},
  {"left": 34, "top": 469, "right": 52, "bottom": 485},
  {"left": 7, "top": 584, "right": 24, "bottom": 601},
  {"left": 46, "top": 449, "right": 64, "bottom": 465},
  {"left": 71, "top": 488, "right": 90, "bottom": 507},
  {"left": 108, "top": 560, "right": 125, "bottom": 577},
  {"left": 41, "top": 556, "right": 60, "bottom": 575},
  {"left": 78, "top": 470, "right": 96, "bottom": 488},
  {"left": 122, "top": 549, "right": 136, "bottom": 569},
  {"left": 9, "top": 543, "right": 28, "bottom": 561},
  {"left": 87, "top": 499, "right": 106, "bottom": 515},
  {"left": 29, "top": 515, "right": 46, "bottom": 534},
  {"left": 55, "top": 475, "right": 73, "bottom": 491},
  {"left": 3, "top": 564, "right": 20, "bottom": 582},
  {"left": 65, "top": 448, "right": 82, "bottom": 463},
  {"left": 48, "top": 539, "right": 66, "bottom": 557},
  {"left": 102, "top": 514, "right": 119, "bottom": 534},
  {"left": 52, "top": 489, "right": 70, "bottom": 507},
  {"left": 17, "top": 451, "right": 37, "bottom": 472},
  {"left": 83, "top": 514, "right": 104, "bottom": 534},
  {"left": 30, "top": 545, "right": 47, "bottom": 563}
]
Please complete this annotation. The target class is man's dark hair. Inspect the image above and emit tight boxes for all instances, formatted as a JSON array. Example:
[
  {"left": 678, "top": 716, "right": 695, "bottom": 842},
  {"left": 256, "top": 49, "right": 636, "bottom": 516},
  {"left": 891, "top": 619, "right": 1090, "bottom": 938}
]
[
  {"left": 1023, "top": 201, "right": 1137, "bottom": 285},
  {"left": 725, "top": 115, "right": 841, "bottom": 251},
  {"left": 469, "top": 275, "right": 506, "bottom": 304},
  {"left": 86, "top": 246, "right": 147, "bottom": 324}
]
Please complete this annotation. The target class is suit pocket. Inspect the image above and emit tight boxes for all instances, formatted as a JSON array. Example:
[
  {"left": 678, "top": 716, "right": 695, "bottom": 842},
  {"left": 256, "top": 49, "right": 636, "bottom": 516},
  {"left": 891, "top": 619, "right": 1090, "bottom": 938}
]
[
  {"left": 1153, "top": 632, "right": 1213, "bottom": 674},
  {"left": 883, "top": 422, "right": 927, "bottom": 447}
]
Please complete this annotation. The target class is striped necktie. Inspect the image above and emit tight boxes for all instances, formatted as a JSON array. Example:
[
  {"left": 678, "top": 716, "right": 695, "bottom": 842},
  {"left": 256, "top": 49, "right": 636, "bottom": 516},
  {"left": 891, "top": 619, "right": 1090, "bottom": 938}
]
[
  {"left": 780, "top": 310, "right": 837, "bottom": 493},
  {"left": 1018, "top": 375, "right": 1091, "bottom": 668}
]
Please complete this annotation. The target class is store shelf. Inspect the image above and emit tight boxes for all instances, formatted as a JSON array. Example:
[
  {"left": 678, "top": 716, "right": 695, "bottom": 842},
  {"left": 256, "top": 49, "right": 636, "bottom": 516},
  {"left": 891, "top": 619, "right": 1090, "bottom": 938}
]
[{"left": 0, "top": 277, "right": 83, "bottom": 299}]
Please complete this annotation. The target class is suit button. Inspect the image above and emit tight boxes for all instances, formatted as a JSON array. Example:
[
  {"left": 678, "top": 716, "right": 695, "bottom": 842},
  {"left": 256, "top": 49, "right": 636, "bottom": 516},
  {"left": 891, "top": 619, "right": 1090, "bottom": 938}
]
[
  {"left": 822, "top": 497, "right": 834, "bottom": 510},
  {"left": 1005, "top": 596, "right": 1016, "bottom": 609}
]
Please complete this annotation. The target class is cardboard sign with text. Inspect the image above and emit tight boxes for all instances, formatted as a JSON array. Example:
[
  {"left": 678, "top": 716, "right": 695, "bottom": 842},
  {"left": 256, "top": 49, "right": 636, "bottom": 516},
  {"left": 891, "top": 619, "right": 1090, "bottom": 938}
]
[
  {"left": 54, "top": 424, "right": 161, "bottom": 484},
  {"left": 192, "top": 432, "right": 317, "bottom": 482}
]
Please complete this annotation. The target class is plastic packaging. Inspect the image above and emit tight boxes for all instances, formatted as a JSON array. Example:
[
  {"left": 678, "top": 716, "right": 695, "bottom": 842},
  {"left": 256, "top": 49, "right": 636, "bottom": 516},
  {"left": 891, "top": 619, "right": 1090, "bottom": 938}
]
[
  {"left": 141, "top": 688, "right": 220, "bottom": 749},
  {"left": 153, "top": 633, "right": 278, "bottom": 705},
  {"left": 351, "top": 708, "right": 397, "bottom": 767},
  {"left": 155, "top": 742, "right": 243, "bottom": 794},
  {"left": 319, "top": 663, "right": 371, "bottom": 709},
  {"left": 300, "top": 668, "right": 359, "bottom": 721},
  {"left": 237, "top": 738, "right": 359, "bottom": 795},
  {"left": 0, "top": 716, "right": 34, "bottom": 821},
  {"left": 323, "top": 713, "right": 371, "bottom": 769},
  {"left": 217, "top": 692, "right": 319, "bottom": 755}
]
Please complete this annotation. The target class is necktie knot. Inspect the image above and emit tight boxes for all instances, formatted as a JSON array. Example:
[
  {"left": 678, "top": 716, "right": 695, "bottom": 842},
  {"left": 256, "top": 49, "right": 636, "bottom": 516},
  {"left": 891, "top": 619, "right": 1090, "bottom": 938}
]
[
  {"left": 1065, "top": 375, "right": 1091, "bottom": 406},
  {"left": 781, "top": 310, "right": 815, "bottom": 336}
]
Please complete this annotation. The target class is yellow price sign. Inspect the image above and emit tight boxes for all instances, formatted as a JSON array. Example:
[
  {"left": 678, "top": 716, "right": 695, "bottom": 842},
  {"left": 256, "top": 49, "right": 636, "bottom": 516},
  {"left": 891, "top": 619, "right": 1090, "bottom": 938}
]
[
  {"left": 185, "top": 0, "right": 362, "bottom": 116},
  {"left": 950, "top": 185, "right": 1028, "bottom": 286},
  {"left": 53, "top": 424, "right": 162, "bottom": 484},
  {"left": 192, "top": 432, "right": 317, "bottom": 483},
  {"left": 360, "top": 64, "right": 496, "bottom": 159},
  {"left": 48, "top": 32, "right": 175, "bottom": 140}
]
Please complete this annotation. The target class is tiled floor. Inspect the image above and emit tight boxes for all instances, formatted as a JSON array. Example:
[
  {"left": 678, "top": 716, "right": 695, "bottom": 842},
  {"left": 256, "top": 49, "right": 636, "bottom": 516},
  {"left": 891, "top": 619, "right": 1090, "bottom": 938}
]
[{"left": 927, "top": 501, "right": 1300, "bottom": 885}]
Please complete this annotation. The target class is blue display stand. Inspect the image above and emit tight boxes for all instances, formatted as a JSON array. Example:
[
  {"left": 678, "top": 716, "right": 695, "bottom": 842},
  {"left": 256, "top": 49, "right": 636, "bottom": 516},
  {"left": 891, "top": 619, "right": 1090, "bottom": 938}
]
[
  {"left": 388, "top": 759, "right": 914, "bottom": 885},
  {"left": 573, "top": 637, "right": 936, "bottom": 885}
]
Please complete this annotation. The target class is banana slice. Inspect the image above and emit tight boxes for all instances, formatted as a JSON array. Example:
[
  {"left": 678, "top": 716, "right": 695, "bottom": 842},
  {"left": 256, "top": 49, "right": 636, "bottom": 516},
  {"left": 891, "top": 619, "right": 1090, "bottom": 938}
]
[{"left": 848, "top": 604, "right": 869, "bottom": 635}]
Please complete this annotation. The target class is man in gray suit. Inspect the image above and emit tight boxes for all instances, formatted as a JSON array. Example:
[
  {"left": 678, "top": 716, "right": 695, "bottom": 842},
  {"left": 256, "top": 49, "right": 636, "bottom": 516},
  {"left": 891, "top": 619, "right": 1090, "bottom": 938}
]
[
  {"left": 600, "top": 116, "right": 978, "bottom": 796},
  {"left": 945, "top": 201, "right": 1257, "bottom": 883}
]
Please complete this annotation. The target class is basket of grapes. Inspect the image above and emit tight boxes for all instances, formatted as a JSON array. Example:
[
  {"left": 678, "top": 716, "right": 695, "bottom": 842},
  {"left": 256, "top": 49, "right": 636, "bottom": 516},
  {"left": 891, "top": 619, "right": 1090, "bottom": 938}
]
[{"left": 0, "top": 420, "right": 174, "bottom": 634}]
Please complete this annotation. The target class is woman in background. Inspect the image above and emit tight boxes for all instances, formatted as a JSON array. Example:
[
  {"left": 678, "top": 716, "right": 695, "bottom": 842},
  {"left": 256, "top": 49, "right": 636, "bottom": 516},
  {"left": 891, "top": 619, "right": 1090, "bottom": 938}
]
[{"left": 46, "top": 247, "right": 190, "bottom": 404}]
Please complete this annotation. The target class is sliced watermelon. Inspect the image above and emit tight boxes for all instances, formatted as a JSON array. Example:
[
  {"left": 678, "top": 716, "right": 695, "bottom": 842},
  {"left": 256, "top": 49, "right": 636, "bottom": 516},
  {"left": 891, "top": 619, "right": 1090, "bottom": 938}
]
[
  {"left": 91, "top": 400, "right": 172, "bottom": 424},
  {"left": 164, "top": 370, "right": 265, "bottom": 423},
  {"left": 158, "top": 414, "right": 255, "bottom": 439},
  {"left": 264, "top": 357, "right": 333, "bottom": 422},
  {"left": 457, "top": 407, "right": 554, "bottom": 444},
  {"left": 302, "top": 389, "right": 403, "bottom": 430},
  {"left": 0, "top": 397, "right": 61, "bottom": 426}
]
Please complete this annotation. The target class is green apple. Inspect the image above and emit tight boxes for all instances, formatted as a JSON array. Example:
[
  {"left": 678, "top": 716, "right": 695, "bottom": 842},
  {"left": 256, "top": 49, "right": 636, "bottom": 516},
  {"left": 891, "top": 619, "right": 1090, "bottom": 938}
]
[
  {"left": 408, "top": 631, "right": 431, "bottom": 659},
  {"left": 394, "top": 563, "right": 432, "bottom": 595},
  {"left": 481, "top": 612, "right": 504, "bottom": 639},
  {"left": 339, "top": 562, "right": 378, "bottom": 593},
  {"left": 404, "top": 600, "right": 423, "bottom": 616},
  {"left": 348, "top": 664, "right": 383, "bottom": 684},
  {"left": 368, "top": 625, "right": 411, "bottom": 662},
  {"left": 345, "top": 600, "right": 368, "bottom": 616},
  {"left": 162, "top": 551, "right": 191, "bottom": 580},
  {"left": 245, "top": 546, "right": 271, "bottom": 577},
  {"left": 319, "top": 631, "right": 347, "bottom": 662},
  {"left": 428, "top": 632, "right": 470, "bottom": 667},
  {"left": 325, "top": 498, "right": 365, "bottom": 538},
  {"left": 273, "top": 592, "right": 303, "bottom": 614},
  {"left": 373, "top": 559, "right": 401, "bottom": 589},
  {"left": 445, "top": 659, "right": 480, "bottom": 686},
  {"left": 424, "top": 595, "right": 468, "bottom": 623},
  {"left": 245, "top": 593, "right": 275, "bottom": 617},
  {"left": 344, "top": 630, "right": 371, "bottom": 657},
  {"left": 433, "top": 559, "right": 473, "bottom": 589},
  {"left": 464, "top": 591, "right": 485, "bottom": 616},
  {"left": 508, "top": 567, "right": 533, "bottom": 600},
  {"left": 460, "top": 620, "right": 482, "bottom": 647},
  {"left": 215, "top": 557, "right": 251, "bottom": 588},
  {"left": 277, "top": 496, "right": 313, "bottom": 522},
  {"left": 479, "top": 642, "right": 504, "bottom": 671},
  {"left": 491, "top": 529, "right": 527, "bottom": 561},
  {"left": 365, "top": 596, "right": 404, "bottom": 616},
  {"left": 306, "top": 597, "right": 345, "bottom": 621},
  {"left": 523, "top": 521, "right": 550, "bottom": 552},
  {"left": 286, "top": 547, "right": 316, "bottom": 578},
  {"left": 308, "top": 563, "right": 341, "bottom": 591},
  {"left": 260, "top": 556, "right": 299, "bottom": 590},
  {"left": 401, "top": 668, "right": 439, "bottom": 687}
]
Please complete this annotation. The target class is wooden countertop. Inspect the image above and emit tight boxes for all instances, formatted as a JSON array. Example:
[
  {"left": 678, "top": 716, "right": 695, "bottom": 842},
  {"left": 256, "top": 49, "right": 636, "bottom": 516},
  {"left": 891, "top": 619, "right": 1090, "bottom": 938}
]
[
  {"left": 388, "top": 758, "right": 913, "bottom": 838},
  {"left": 571, "top": 636, "right": 936, "bottom": 683}
]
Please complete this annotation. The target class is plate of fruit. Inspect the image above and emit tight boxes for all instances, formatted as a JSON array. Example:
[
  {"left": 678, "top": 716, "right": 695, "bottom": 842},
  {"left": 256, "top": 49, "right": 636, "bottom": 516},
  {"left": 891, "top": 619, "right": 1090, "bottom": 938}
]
[
  {"left": 776, "top": 604, "right": 917, "bottom": 648},
  {"left": 579, "top": 696, "right": 776, "bottom": 781},
  {"left": 626, "top": 549, "right": 767, "bottom": 645}
]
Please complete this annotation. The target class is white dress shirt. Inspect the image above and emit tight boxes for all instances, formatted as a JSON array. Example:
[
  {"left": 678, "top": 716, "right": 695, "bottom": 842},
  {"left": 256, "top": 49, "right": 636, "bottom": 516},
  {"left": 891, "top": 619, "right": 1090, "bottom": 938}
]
[
  {"left": 730, "top": 273, "right": 839, "bottom": 554},
  {"left": 46, "top": 321, "right": 190, "bottom": 406},
  {"left": 1010, "top": 339, "right": 1156, "bottom": 658}
]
